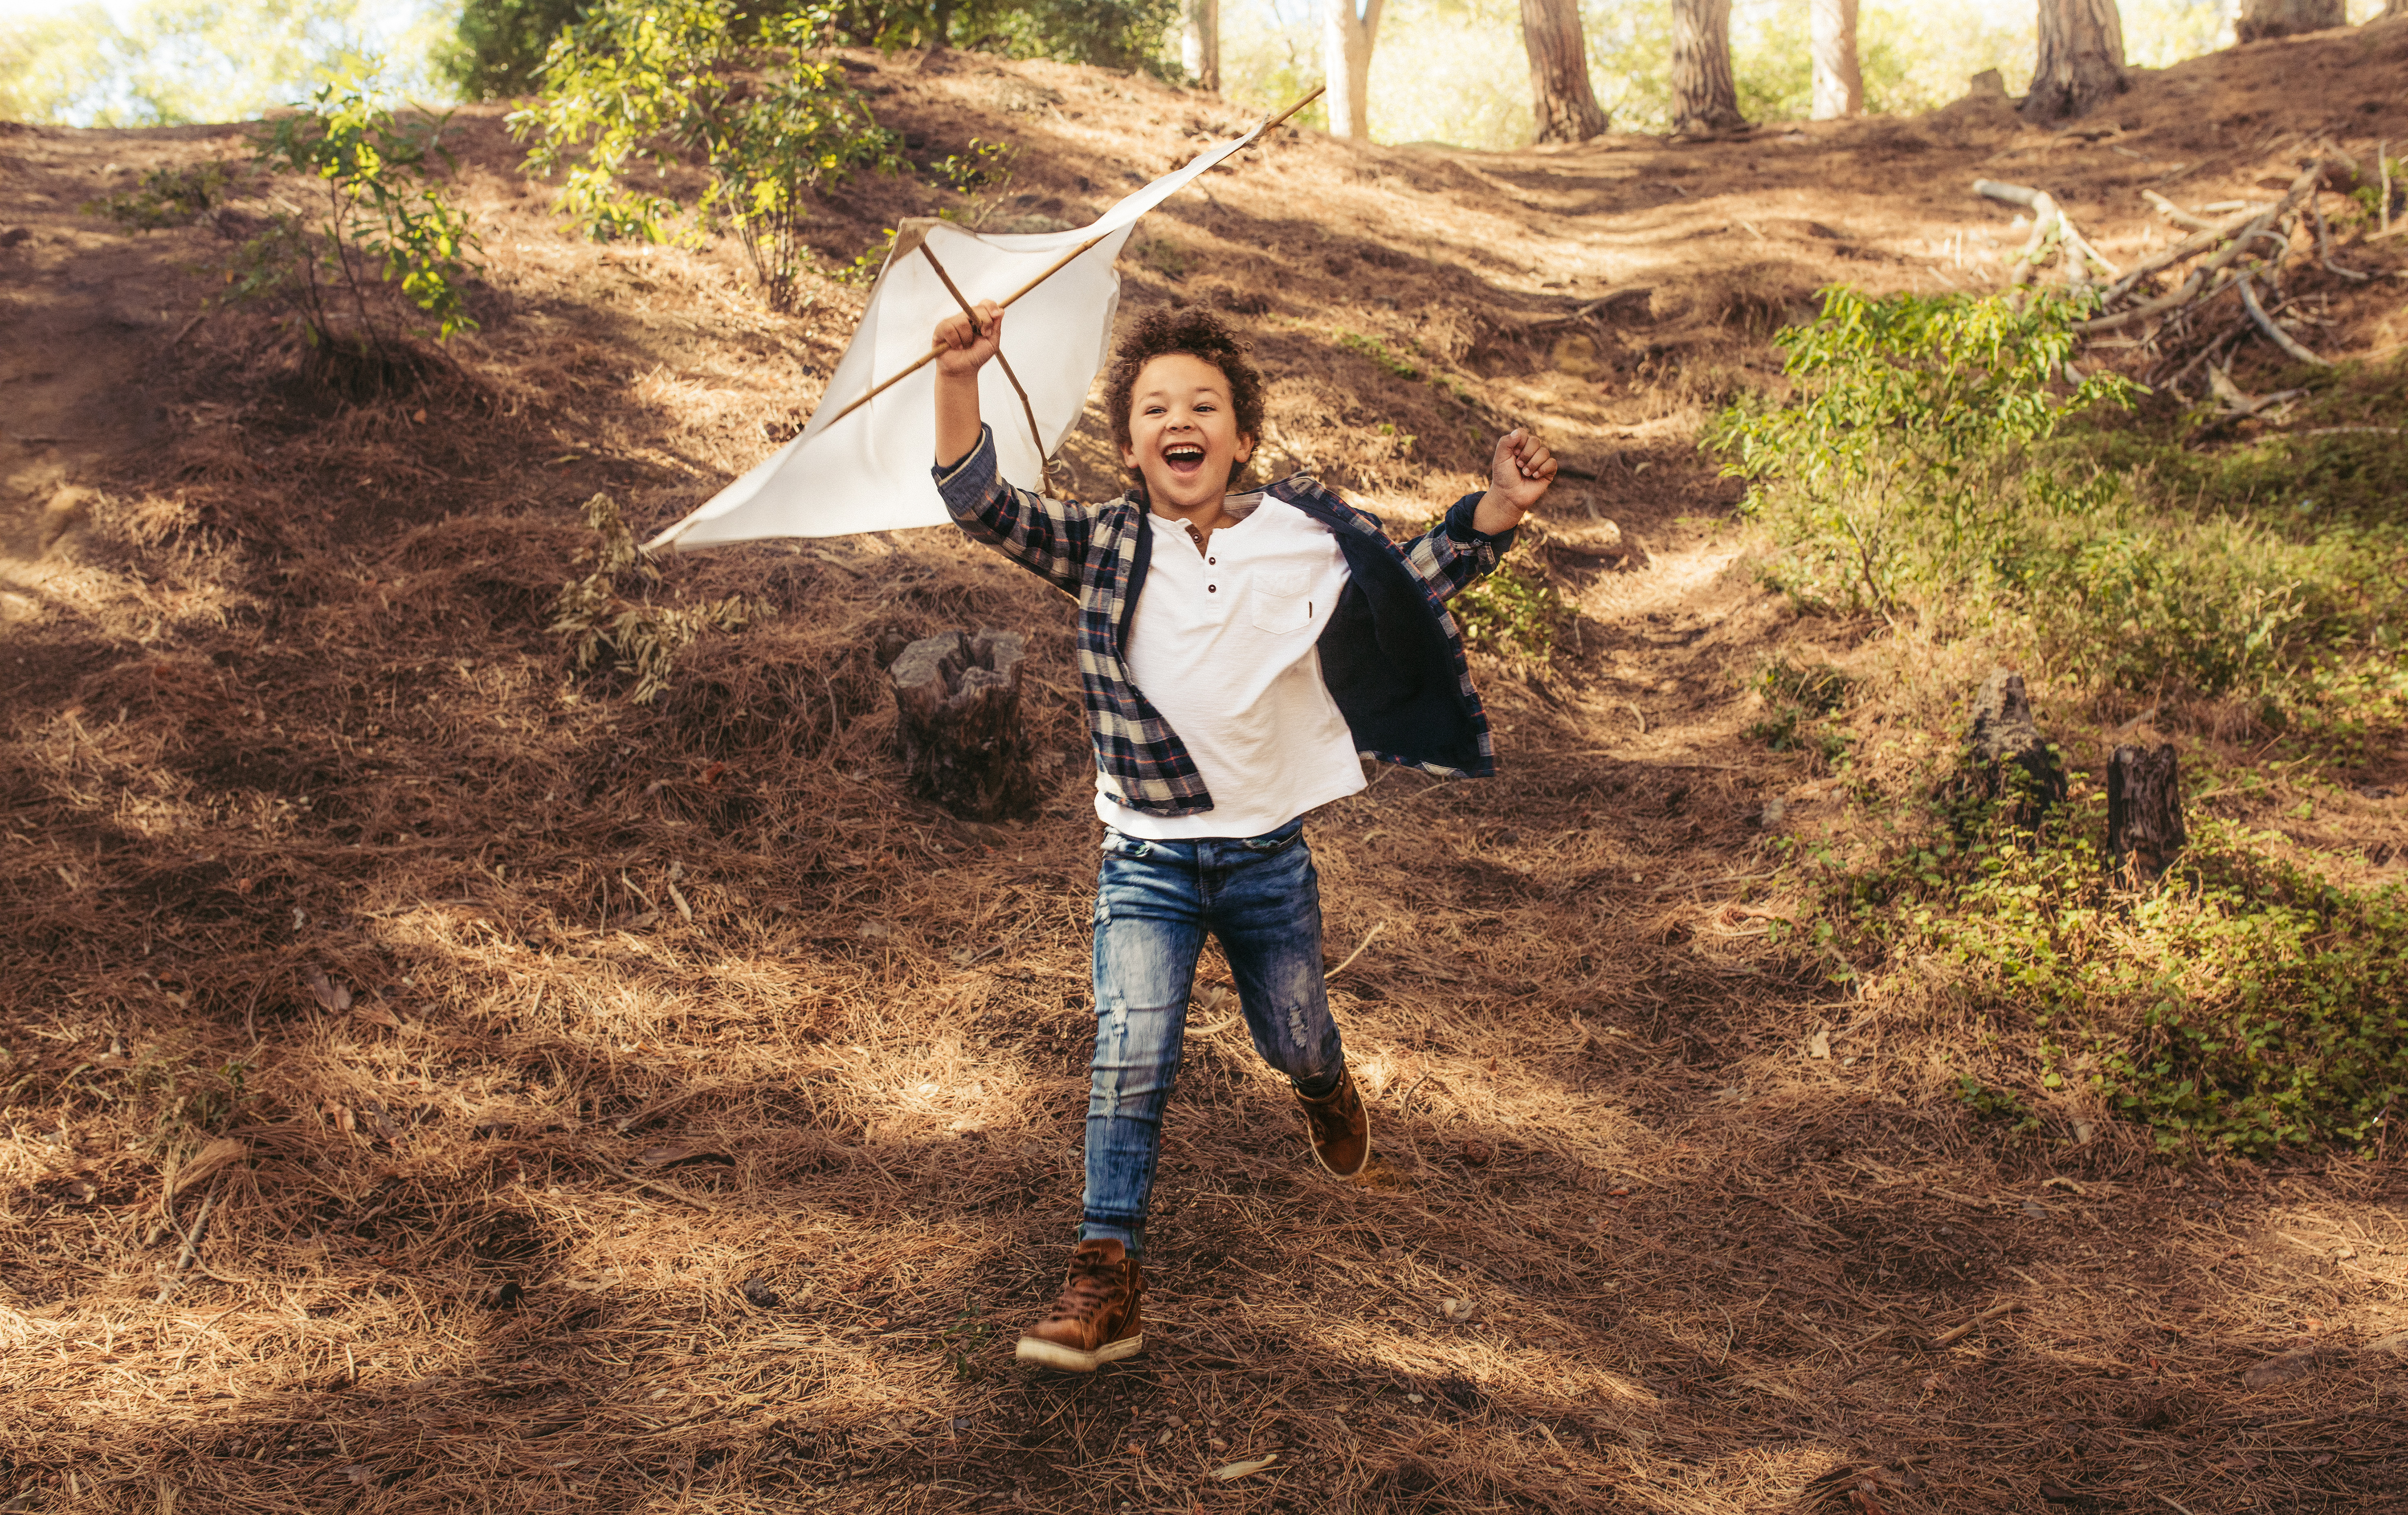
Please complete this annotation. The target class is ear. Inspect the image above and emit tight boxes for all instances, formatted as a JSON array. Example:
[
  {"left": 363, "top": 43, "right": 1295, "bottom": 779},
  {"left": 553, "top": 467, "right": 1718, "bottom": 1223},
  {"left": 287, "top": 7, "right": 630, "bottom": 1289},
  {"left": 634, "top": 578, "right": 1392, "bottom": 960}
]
[
  {"left": 1234, "top": 431, "right": 1256, "bottom": 464},
  {"left": 1120, "top": 440, "right": 1140, "bottom": 471}
]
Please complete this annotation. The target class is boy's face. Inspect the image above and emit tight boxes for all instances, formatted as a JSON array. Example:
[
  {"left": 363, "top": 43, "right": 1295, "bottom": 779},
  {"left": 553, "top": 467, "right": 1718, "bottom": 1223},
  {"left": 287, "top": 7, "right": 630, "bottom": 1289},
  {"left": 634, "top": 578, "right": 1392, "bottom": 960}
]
[{"left": 1120, "top": 352, "right": 1255, "bottom": 512}]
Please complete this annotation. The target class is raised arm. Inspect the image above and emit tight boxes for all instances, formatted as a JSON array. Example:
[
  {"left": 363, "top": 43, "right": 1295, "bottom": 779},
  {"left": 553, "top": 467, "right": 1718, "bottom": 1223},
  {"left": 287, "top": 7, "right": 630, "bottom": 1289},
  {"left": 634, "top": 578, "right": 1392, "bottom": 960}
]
[
  {"left": 934, "top": 299, "right": 1003, "bottom": 469},
  {"left": 928, "top": 301, "right": 1100, "bottom": 593},
  {"left": 1398, "top": 429, "right": 1554, "bottom": 602}
]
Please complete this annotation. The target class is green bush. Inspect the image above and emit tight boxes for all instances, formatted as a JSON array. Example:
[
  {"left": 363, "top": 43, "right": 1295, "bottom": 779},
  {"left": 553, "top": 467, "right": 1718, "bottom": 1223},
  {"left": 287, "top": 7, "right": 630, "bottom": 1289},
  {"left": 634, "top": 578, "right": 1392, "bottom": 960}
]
[
  {"left": 987, "top": 0, "right": 1179, "bottom": 74},
  {"left": 90, "top": 160, "right": 234, "bottom": 228},
  {"left": 511, "top": 0, "right": 898, "bottom": 311},
  {"left": 442, "top": 0, "right": 591, "bottom": 99},
  {"left": 1838, "top": 796, "right": 2408, "bottom": 1156},
  {"left": 230, "top": 72, "right": 481, "bottom": 391},
  {"left": 1711, "top": 286, "right": 2138, "bottom": 619},
  {"left": 1449, "top": 553, "right": 1562, "bottom": 662},
  {"left": 1745, "top": 659, "right": 1853, "bottom": 765},
  {"left": 1713, "top": 290, "right": 2408, "bottom": 721}
]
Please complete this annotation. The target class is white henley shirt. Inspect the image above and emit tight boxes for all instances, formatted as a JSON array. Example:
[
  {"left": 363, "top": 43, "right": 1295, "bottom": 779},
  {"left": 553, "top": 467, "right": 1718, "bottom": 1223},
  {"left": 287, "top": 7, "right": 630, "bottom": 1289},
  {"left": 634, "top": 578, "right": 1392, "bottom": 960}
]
[{"left": 1096, "top": 491, "right": 1366, "bottom": 838}]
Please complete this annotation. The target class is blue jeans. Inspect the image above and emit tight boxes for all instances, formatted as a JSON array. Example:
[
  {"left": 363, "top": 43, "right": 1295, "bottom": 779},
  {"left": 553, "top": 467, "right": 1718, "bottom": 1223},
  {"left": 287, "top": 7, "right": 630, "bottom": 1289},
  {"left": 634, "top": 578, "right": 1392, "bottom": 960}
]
[{"left": 1082, "top": 818, "right": 1345, "bottom": 1255}]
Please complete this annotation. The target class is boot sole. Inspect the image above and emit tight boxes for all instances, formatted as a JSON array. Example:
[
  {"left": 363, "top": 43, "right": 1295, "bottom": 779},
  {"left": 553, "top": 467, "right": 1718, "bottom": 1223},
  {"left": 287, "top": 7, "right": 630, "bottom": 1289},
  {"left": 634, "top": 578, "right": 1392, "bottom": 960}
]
[
  {"left": 1308, "top": 1102, "right": 1372, "bottom": 1180},
  {"left": 1014, "top": 1331, "right": 1145, "bottom": 1373}
]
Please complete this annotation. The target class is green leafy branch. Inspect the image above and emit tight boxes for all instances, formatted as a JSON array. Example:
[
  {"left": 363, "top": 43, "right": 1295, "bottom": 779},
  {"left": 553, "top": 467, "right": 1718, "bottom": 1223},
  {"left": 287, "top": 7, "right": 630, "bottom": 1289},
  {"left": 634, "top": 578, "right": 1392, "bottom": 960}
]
[
  {"left": 509, "top": 0, "right": 900, "bottom": 311},
  {"left": 231, "top": 69, "right": 482, "bottom": 386}
]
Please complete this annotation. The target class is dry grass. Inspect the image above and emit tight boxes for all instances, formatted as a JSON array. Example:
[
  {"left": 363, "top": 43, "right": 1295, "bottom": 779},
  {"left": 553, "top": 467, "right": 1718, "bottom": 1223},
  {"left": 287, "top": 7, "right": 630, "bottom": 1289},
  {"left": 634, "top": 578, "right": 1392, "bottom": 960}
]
[{"left": 7, "top": 34, "right": 2408, "bottom": 1515}]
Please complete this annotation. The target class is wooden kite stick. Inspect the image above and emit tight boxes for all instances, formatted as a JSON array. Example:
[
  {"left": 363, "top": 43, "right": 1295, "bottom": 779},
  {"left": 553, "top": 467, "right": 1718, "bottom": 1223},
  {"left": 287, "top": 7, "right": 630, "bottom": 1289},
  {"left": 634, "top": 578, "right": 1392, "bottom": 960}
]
[
  {"left": 917, "top": 239, "right": 1052, "bottom": 470},
  {"left": 815, "top": 83, "right": 1326, "bottom": 435}
]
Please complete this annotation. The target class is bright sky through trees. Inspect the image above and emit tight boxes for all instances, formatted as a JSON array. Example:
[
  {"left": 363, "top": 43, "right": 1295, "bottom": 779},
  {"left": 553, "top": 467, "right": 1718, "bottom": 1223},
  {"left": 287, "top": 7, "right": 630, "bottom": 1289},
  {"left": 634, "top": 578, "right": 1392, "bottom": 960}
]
[{"left": 0, "top": 0, "right": 2395, "bottom": 134}]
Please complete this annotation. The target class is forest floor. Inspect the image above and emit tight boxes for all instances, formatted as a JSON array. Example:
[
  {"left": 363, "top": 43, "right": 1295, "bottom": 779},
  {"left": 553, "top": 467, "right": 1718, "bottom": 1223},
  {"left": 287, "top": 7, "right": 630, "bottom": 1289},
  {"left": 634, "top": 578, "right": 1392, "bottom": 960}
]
[{"left": 5, "top": 20, "right": 2408, "bottom": 1515}]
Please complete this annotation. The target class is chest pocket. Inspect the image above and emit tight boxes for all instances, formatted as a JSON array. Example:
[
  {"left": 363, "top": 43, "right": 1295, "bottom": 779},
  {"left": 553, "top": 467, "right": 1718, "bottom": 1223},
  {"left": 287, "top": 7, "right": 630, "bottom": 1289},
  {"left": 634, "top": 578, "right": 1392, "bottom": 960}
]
[{"left": 1249, "top": 570, "right": 1313, "bottom": 635}]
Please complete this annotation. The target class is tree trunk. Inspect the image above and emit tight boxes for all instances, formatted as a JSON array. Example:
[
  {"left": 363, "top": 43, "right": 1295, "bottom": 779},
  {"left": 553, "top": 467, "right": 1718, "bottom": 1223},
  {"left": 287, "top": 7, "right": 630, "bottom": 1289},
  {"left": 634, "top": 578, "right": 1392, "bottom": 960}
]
[
  {"left": 1323, "top": 0, "right": 1385, "bottom": 139},
  {"left": 888, "top": 630, "right": 1042, "bottom": 822},
  {"left": 2108, "top": 743, "right": 2187, "bottom": 881},
  {"left": 2023, "top": 0, "right": 2126, "bottom": 124},
  {"left": 1810, "top": 0, "right": 1862, "bottom": 119},
  {"left": 1183, "top": 0, "right": 1219, "bottom": 92},
  {"left": 1949, "top": 668, "right": 2068, "bottom": 836},
  {"left": 2388, "top": 0, "right": 2408, "bottom": 20},
  {"left": 2236, "top": 0, "right": 2344, "bottom": 40},
  {"left": 1670, "top": 0, "right": 1745, "bottom": 135},
  {"left": 1520, "top": 0, "right": 1607, "bottom": 142},
  {"left": 929, "top": 0, "right": 952, "bottom": 49}
]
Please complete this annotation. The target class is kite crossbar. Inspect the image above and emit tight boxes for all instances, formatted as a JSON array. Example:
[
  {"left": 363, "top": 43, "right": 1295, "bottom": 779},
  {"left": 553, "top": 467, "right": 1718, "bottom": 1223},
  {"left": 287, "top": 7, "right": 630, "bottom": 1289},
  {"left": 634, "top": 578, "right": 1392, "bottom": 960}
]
[{"left": 811, "top": 83, "right": 1326, "bottom": 436}]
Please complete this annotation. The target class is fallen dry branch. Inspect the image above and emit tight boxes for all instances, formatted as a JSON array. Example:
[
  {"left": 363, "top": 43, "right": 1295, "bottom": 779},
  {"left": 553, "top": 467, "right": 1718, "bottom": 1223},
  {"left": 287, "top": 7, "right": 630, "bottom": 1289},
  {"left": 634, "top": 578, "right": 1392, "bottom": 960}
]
[
  {"left": 1981, "top": 163, "right": 2351, "bottom": 365},
  {"left": 2236, "top": 272, "right": 2328, "bottom": 367}
]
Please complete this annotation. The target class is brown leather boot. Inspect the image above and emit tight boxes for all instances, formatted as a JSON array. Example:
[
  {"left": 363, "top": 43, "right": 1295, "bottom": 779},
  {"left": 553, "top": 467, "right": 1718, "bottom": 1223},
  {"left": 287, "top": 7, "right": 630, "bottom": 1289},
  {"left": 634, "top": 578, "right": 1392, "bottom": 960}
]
[
  {"left": 1297, "top": 1064, "right": 1370, "bottom": 1178},
  {"left": 1014, "top": 1239, "right": 1145, "bottom": 1372}
]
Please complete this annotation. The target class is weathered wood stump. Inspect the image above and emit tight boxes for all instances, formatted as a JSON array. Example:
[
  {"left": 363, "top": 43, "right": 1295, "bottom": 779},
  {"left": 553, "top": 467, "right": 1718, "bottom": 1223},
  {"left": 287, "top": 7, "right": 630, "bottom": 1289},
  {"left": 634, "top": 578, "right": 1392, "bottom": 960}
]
[
  {"left": 1954, "top": 668, "right": 2068, "bottom": 831},
  {"left": 2108, "top": 742, "right": 2187, "bottom": 881},
  {"left": 888, "top": 629, "right": 1041, "bottom": 821}
]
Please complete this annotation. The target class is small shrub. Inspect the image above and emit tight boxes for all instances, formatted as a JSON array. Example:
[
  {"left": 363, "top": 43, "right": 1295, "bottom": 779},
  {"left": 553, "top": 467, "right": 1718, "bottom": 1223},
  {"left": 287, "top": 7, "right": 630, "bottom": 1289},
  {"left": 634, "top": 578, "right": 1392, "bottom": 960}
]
[
  {"left": 511, "top": 0, "right": 900, "bottom": 311},
  {"left": 1713, "top": 289, "right": 2407, "bottom": 725},
  {"left": 90, "top": 161, "right": 234, "bottom": 229},
  {"left": 1825, "top": 793, "right": 2408, "bottom": 1156},
  {"left": 935, "top": 137, "right": 1016, "bottom": 202},
  {"left": 1954, "top": 1075, "right": 2041, "bottom": 1137},
  {"left": 1745, "top": 660, "right": 1852, "bottom": 764},
  {"left": 1710, "top": 286, "right": 2138, "bottom": 618},
  {"left": 1449, "top": 553, "right": 1563, "bottom": 662},
  {"left": 230, "top": 72, "right": 481, "bottom": 393},
  {"left": 550, "top": 493, "right": 760, "bottom": 704},
  {"left": 1337, "top": 329, "right": 1422, "bottom": 382}
]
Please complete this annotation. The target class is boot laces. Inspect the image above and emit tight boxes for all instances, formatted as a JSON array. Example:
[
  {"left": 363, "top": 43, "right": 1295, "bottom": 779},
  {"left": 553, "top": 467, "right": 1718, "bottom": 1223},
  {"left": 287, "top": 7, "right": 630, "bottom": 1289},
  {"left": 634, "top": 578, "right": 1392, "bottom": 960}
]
[{"left": 1047, "top": 1256, "right": 1123, "bottom": 1323}]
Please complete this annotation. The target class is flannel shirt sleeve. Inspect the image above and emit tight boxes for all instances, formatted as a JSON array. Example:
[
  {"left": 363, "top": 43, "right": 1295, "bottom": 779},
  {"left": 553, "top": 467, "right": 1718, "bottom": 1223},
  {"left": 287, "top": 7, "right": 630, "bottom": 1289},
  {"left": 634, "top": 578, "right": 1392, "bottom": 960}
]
[
  {"left": 932, "top": 424, "right": 1095, "bottom": 595},
  {"left": 1397, "top": 489, "right": 1518, "bottom": 604}
]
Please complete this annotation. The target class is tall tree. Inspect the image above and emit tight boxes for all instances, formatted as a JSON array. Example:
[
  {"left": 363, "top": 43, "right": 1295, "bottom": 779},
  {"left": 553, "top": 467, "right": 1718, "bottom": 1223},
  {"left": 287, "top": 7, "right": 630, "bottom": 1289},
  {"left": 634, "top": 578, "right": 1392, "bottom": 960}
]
[
  {"left": 1182, "top": 0, "right": 1218, "bottom": 91},
  {"left": 1520, "top": 0, "right": 1605, "bottom": 142},
  {"left": 1670, "top": 0, "right": 1743, "bottom": 134},
  {"left": 2236, "top": 0, "right": 2344, "bottom": 40},
  {"left": 1810, "top": 0, "right": 1861, "bottom": 119},
  {"left": 1322, "top": 0, "right": 1383, "bottom": 139},
  {"left": 2023, "top": 0, "right": 2126, "bottom": 124}
]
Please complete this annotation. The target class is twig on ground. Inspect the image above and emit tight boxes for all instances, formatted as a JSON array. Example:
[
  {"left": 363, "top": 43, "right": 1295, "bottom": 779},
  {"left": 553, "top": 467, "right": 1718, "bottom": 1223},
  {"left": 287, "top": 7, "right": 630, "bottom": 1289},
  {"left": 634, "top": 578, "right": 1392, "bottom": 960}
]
[
  {"left": 1928, "top": 1298, "right": 2026, "bottom": 1349},
  {"left": 154, "top": 1183, "right": 220, "bottom": 1305},
  {"left": 2312, "top": 197, "right": 2369, "bottom": 281},
  {"left": 2238, "top": 274, "right": 2328, "bottom": 366},
  {"left": 1323, "top": 920, "right": 1387, "bottom": 982},
  {"left": 2107, "top": 201, "right": 2276, "bottom": 303}
]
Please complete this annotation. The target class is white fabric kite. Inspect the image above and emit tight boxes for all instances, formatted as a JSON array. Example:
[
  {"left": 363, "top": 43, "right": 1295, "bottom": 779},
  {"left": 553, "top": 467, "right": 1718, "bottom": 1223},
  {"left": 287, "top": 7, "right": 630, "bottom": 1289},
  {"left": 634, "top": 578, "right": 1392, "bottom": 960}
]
[{"left": 647, "top": 122, "right": 1266, "bottom": 552}]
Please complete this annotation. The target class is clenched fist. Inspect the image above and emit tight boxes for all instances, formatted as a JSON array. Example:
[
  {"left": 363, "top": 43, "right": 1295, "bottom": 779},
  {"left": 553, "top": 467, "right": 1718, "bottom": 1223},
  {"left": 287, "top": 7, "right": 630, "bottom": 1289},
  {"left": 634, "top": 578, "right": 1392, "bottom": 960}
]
[
  {"left": 934, "top": 300, "right": 1004, "bottom": 376},
  {"left": 1472, "top": 428, "right": 1557, "bottom": 535}
]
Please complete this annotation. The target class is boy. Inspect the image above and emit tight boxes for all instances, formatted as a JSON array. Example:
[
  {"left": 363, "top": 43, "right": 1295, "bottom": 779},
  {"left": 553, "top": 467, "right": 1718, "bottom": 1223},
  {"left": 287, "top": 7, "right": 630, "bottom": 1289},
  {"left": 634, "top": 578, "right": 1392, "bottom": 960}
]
[{"left": 929, "top": 300, "right": 1555, "bottom": 1372}]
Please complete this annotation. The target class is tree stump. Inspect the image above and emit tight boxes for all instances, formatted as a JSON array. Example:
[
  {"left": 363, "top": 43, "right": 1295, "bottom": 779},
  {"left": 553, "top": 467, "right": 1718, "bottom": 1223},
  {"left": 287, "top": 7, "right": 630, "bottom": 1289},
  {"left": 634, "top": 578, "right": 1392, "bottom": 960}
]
[
  {"left": 1955, "top": 668, "right": 2068, "bottom": 831},
  {"left": 2108, "top": 743, "right": 2187, "bottom": 881},
  {"left": 888, "top": 630, "right": 1041, "bottom": 821}
]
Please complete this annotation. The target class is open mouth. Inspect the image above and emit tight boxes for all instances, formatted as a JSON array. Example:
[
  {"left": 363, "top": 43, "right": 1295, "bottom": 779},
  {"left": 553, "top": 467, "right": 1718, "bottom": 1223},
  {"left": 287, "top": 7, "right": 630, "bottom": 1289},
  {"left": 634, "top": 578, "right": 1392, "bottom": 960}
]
[{"left": 1162, "top": 442, "right": 1207, "bottom": 476}]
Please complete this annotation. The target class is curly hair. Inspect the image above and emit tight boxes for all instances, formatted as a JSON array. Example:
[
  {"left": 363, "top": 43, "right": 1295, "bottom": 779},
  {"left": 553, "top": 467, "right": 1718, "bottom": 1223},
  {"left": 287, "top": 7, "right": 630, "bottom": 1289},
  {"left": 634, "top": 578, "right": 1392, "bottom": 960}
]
[{"left": 1103, "top": 305, "right": 1266, "bottom": 488}]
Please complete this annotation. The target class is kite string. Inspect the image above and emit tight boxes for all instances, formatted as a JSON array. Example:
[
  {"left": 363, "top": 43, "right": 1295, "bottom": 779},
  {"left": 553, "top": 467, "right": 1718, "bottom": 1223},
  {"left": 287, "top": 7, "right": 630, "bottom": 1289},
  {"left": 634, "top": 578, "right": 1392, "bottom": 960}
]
[{"left": 917, "top": 240, "right": 1063, "bottom": 489}]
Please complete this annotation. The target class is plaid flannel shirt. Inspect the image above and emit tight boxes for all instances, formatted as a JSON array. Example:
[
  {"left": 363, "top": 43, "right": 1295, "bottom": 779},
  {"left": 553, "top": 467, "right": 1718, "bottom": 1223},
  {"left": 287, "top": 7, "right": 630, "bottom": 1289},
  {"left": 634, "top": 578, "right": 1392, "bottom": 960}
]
[{"left": 934, "top": 424, "right": 1513, "bottom": 818}]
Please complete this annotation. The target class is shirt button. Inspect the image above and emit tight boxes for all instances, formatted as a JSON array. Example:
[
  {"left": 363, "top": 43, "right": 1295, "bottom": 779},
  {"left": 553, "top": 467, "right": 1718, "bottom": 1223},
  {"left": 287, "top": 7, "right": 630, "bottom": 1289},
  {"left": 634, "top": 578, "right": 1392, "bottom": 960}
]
[
  {"left": 1207, "top": 557, "right": 1215, "bottom": 564},
  {"left": 1207, "top": 584, "right": 1217, "bottom": 593}
]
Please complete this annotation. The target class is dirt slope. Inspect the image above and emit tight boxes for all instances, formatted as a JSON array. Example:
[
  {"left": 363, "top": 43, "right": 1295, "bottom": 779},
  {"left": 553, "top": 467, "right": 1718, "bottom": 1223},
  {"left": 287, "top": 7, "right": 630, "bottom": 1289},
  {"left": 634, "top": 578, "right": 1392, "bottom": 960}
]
[{"left": 3, "top": 22, "right": 2408, "bottom": 1515}]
